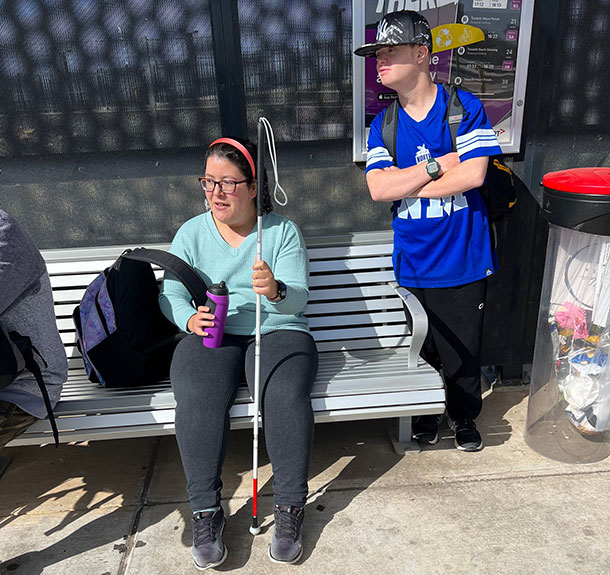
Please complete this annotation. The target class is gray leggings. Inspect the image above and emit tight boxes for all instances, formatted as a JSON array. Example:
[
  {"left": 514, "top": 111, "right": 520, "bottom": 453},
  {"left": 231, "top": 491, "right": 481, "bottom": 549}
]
[{"left": 170, "top": 329, "right": 318, "bottom": 511}]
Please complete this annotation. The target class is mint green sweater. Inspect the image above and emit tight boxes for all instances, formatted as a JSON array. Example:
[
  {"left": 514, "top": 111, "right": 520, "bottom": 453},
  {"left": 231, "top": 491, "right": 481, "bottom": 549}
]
[{"left": 159, "top": 211, "right": 310, "bottom": 336}]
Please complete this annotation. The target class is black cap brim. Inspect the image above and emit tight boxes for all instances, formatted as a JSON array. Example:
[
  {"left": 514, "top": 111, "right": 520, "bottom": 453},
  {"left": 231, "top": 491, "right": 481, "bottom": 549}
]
[{"left": 354, "top": 41, "right": 403, "bottom": 57}]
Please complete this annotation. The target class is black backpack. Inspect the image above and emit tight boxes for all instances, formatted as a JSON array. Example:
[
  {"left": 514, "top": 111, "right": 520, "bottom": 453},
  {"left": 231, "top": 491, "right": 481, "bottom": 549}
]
[
  {"left": 72, "top": 248, "right": 208, "bottom": 388},
  {"left": 1, "top": 323, "right": 59, "bottom": 446},
  {"left": 381, "top": 85, "right": 517, "bottom": 228}
]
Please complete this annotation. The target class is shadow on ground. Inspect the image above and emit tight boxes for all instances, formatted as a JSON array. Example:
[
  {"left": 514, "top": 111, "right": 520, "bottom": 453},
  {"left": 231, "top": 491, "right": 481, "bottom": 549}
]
[{"left": 0, "top": 385, "right": 528, "bottom": 572}]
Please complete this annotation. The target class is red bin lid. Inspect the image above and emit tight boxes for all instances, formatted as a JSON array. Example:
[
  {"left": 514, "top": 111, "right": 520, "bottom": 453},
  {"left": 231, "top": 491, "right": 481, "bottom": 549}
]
[{"left": 542, "top": 167, "right": 610, "bottom": 195}]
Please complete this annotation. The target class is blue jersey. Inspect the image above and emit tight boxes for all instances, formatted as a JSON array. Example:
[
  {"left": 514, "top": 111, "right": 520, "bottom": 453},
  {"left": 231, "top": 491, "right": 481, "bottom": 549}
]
[{"left": 366, "top": 84, "right": 502, "bottom": 288}]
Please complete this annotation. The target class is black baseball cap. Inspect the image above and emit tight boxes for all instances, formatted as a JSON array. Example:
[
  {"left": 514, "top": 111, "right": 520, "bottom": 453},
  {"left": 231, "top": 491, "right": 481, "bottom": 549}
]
[{"left": 354, "top": 10, "right": 432, "bottom": 57}]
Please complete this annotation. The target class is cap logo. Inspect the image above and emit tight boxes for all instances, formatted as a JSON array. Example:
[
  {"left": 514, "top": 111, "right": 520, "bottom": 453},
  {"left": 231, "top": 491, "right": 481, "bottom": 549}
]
[
  {"left": 376, "top": 18, "right": 404, "bottom": 43},
  {"left": 354, "top": 10, "right": 433, "bottom": 57}
]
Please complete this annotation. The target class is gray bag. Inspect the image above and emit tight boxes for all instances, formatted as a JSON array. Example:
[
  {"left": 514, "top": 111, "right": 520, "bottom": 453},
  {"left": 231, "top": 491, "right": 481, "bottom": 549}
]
[{"left": 0, "top": 322, "right": 59, "bottom": 446}]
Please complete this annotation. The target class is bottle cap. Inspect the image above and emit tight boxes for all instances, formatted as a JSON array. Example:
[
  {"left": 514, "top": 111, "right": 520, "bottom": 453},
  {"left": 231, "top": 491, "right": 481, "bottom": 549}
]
[{"left": 207, "top": 281, "right": 229, "bottom": 296}]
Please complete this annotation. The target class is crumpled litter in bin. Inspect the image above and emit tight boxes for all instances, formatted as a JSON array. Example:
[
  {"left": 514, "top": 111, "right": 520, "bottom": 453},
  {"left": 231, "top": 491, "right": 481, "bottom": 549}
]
[
  {"left": 562, "top": 328, "right": 610, "bottom": 434},
  {"left": 563, "top": 374, "right": 599, "bottom": 410},
  {"left": 555, "top": 301, "right": 589, "bottom": 339},
  {"left": 569, "top": 350, "right": 608, "bottom": 376}
]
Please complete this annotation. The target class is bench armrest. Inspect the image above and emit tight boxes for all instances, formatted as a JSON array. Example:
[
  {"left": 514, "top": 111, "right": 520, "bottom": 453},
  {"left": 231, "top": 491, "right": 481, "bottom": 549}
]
[{"left": 389, "top": 282, "right": 428, "bottom": 369}]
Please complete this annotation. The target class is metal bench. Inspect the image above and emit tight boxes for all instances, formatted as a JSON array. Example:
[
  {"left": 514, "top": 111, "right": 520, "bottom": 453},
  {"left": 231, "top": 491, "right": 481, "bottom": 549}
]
[{"left": 8, "top": 230, "right": 445, "bottom": 454}]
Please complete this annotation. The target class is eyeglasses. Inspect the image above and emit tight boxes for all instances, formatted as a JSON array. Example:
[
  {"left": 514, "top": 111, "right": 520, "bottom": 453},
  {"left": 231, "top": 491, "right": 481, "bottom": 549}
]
[{"left": 198, "top": 177, "right": 250, "bottom": 194}]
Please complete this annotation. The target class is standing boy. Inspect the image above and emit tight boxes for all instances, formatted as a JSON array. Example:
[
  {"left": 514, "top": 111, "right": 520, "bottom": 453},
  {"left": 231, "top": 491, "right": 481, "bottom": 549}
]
[{"left": 355, "top": 10, "right": 502, "bottom": 451}]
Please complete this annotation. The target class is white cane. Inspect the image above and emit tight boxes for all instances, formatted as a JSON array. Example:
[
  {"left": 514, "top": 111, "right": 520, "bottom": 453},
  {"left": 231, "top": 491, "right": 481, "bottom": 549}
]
[
  {"left": 249, "top": 118, "right": 287, "bottom": 536},
  {"left": 249, "top": 119, "right": 265, "bottom": 536}
]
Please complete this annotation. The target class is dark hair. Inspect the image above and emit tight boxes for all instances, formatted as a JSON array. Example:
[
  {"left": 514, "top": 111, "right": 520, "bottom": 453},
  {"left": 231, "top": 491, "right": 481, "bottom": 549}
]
[{"left": 205, "top": 137, "right": 273, "bottom": 214}]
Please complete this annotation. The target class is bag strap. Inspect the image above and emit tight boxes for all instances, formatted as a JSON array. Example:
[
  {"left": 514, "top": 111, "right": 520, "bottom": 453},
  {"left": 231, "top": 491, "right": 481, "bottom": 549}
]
[
  {"left": 381, "top": 98, "right": 399, "bottom": 162},
  {"left": 443, "top": 84, "right": 465, "bottom": 152},
  {"left": 1, "top": 325, "right": 23, "bottom": 389},
  {"left": 382, "top": 87, "right": 465, "bottom": 158},
  {"left": 8, "top": 332, "right": 60, "bottom": 448},
  {"left": 120, "top": 248, "right": 208, "bottom": 308},
  {"left": 443, "top": 85, "right": 500, "bottom": 248}
]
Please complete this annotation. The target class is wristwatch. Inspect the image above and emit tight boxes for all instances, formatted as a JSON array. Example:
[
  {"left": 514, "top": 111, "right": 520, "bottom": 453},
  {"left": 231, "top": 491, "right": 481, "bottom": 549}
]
[
  {"left": 270, "top": 280, "right": 287, "bottom": 302},
  {"left": 426, "top": 157, "right": 441, "bottom": 180}
]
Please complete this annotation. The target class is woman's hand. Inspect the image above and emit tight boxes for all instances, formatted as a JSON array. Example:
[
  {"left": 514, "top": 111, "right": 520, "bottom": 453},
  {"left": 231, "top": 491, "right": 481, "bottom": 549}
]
[
  {"left": 252, "top": 258, "right": 278, "bottom": 301},
  {"left": 187, "top": 306, "right": 215, "bottom": 337}
]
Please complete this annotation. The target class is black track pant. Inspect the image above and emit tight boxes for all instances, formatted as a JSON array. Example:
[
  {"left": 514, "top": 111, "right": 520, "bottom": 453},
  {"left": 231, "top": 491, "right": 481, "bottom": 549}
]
[
  {"left": 170, "top": 330, "right": 318, "bottom": 511},
  {"left": 406, "top": 278, "right": 487, "bottom": 421}
]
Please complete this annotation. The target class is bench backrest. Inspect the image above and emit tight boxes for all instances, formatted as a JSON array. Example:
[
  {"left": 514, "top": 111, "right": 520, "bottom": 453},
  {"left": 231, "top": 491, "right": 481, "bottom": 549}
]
[{"left": 43, "top": 231, "right": 410, "bottom": 373}]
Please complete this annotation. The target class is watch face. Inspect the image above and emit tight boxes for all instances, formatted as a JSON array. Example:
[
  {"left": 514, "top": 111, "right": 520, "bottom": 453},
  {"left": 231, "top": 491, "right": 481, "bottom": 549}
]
[
  {"left": 278, "top": 281, "right": 287, "bottom": 300},
  {"left": 426, "top": 159, "right": 440, "bottom": 179},
  {"left": 274, "top": 280, "right": 287, "bottom": 301}
]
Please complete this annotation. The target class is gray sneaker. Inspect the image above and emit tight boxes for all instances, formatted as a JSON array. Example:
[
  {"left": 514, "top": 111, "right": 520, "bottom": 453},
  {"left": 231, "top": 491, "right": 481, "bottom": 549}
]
[
  {"left": 268, "top": 505, "right": 304, "bottom": 564},
  {"left": 192, "top": 508, "right": 227, "bottom": 571}
]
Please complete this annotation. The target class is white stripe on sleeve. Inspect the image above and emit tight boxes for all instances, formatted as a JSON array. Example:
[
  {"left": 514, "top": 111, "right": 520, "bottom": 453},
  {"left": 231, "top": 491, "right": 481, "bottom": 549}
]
[
  {"left": 456, "top": 129, "right": 499, "bottom": 156},
  {"left": 366, "top": 146, "right": 394, "bottom": 168}
]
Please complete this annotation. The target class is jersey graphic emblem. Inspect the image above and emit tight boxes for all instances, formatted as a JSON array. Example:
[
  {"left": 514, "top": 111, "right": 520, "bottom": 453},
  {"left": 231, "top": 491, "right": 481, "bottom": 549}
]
[{"left": 415, "top": 144, "right": 431, "bottom": 164}]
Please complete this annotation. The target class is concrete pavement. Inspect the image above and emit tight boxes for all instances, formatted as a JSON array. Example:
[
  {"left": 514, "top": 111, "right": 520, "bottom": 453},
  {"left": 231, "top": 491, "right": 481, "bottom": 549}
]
[{"left": 1, "top": 384, "right": 610, "bottom": 575}]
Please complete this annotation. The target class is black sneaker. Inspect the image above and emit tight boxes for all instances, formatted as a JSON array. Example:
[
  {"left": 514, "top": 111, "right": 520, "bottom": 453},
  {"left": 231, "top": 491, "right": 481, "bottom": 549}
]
[
  {"left": 268, "top": 505, "right": 304, "bottom": 564},
  {"left": 449, "top": 417, "right": 483, "bottom": 452},
  {"left": 192, "top": 508, "right": 227, "bottom": 571},
  {"left": 412, "top": 414, "right": 442, "bottom": 445}
]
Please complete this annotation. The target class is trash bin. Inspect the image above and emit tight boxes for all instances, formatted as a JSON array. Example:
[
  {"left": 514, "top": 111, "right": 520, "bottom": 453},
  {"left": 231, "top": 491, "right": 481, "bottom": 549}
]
[{"left": 525, "top": 168, "right": 610, "bottom": 463}]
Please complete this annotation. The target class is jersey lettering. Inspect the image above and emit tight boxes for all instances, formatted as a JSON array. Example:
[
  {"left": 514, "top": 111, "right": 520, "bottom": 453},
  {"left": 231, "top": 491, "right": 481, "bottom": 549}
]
[
  {"left": 397, "top": 198, "right": 421, "bottom": 219},
  {"left": 427, "top": 198, "right": 444, "bottom": 218},
  {"left": 397, "top": 193, "right": 469, "bottom": 220},
  {"left": 452, "top": 192, "right": 468, "bottom": 212}
]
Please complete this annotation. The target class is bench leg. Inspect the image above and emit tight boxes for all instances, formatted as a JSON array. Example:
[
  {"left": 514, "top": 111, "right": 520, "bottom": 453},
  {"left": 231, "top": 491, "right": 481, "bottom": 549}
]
[{"left": 389, "top": 416, "right": 421, "bottom": 455}]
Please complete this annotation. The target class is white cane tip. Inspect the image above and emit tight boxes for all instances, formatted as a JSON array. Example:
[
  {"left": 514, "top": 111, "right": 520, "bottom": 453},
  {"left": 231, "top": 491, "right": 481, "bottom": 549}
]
[{"left": 249, "top": 525, "right": 262, "bottom": 536}]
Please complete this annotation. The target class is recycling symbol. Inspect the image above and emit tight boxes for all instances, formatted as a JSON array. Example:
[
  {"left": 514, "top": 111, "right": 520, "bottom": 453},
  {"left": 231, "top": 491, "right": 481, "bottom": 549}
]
[{"left": 436, "top": 28, "right": 453, "bottom": 49}]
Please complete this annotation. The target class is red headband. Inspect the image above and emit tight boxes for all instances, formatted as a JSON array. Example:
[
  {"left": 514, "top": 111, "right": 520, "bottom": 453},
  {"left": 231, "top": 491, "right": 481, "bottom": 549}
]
[{"left": 208, "top": 138, "right": 256, "bottom": 179}]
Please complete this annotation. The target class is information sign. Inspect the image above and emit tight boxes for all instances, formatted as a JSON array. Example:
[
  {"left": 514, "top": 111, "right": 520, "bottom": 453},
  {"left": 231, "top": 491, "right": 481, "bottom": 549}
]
[{"left": 353, "top": 0, "right": 535, "bottom": 161}]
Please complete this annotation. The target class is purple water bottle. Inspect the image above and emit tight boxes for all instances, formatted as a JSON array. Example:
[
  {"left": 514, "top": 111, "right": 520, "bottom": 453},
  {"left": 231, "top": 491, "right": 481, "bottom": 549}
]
[{"left": 203, "top": 281, "right": 229, "bottom": 348}]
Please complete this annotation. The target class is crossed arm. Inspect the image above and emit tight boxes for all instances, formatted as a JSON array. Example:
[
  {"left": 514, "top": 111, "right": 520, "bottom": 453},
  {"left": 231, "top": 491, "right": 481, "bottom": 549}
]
[{"left": 366, "top": 153, "right": 489, "bottom": 202}]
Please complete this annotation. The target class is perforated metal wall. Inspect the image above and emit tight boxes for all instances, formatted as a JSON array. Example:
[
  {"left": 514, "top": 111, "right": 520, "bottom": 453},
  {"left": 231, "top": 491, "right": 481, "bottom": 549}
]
[
  {"left": 0, "top": 0, "right": 608, "bottom": 257},
  {"left": 237, "top": 1, "right": 352, "bottom": 142},
  {"left": 528, "top": 0, "right": 610, "bottom": 182},
  {"left": 0, "top": 1, "right": 220, "bottom": 157}
]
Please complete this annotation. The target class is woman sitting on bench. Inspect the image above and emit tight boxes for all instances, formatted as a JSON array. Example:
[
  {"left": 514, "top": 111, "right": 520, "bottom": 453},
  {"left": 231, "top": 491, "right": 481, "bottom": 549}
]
[{"left": 159, "top": 137, "right": 318, "bottom": 569}]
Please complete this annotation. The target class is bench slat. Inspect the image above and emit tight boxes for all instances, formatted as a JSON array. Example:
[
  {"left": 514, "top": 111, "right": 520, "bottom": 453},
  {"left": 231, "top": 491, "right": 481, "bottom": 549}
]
[
  {"left": 59, "top": 322, "right": 412, "bottom": 346},
  {"left": 59, "top": 292, "right": 407, "bottom": 318},
  {"left": 60, "top": 334, "right": 416, "bottom": 369},
  {"left": 306, "top": 298, "right": 404, "bottom": 315},
  {"left": 315, "top": 336, "right": 413, "bottom": 352},
  {"left": 308, "top": 310, "right": 406, "bottom": 329},
  {"left": 51, "top": 266, "right": 394, "bottom": 290},
  {"left": 53, "top": 283, "right": 398, "bottom": 306},
  {"left": 311, "top": 324, "right": 409, "bottom": 342},
  {"left": 307, "top": 243, "right": 393, "bottom": 260},
  {"left": 58, "top": 309, "right": 408, "bottom": 333},
  {"left": 308, "top": 270, "right": 395, "bottom": 287},
  {"left": 309, "top": 256, "right": 393, "bottom": 273},
  {"left": 307, "top": 284, "right": 396, "bottom": 301},
  {"left": 50, "top": 269, "right": 165, "bottom": 289}
]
